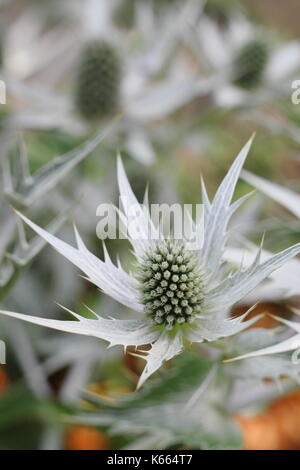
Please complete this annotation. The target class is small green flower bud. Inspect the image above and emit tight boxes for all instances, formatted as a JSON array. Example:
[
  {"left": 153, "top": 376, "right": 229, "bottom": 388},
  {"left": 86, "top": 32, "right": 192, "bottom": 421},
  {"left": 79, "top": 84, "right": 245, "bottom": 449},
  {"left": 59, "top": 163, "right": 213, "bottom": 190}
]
[
  {"left": 233, "top": 40, "right": 268, "bottom": 89},
  {"left": 74, "top": 40, "right": 121, "bottom": 120}
]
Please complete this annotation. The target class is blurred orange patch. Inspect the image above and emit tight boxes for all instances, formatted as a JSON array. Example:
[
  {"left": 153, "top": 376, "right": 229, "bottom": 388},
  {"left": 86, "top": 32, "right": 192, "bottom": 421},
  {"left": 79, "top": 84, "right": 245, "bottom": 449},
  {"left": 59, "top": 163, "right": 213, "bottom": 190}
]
[
  {"left": 237, "top": 389, "right": 300, "bottom": 450},
  {"left": 232, "top": 302, "right": 288, "bottom": 329},
  {"left": 65, "top": 426, "right": 110, "bottom": 450},
  {"left": 0, "top": 367, "right": 8, "bottom": 395}
]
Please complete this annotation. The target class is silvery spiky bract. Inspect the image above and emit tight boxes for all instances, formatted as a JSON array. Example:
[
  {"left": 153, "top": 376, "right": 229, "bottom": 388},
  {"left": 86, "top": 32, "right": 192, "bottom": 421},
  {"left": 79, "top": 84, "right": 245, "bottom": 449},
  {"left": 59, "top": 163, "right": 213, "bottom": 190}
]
[
  {"left": 2, "top": 137, "right": 300, "bottom": 388},
  {"left": 242, "top": 169, "right": 300, "bottom": 220},
  {"left": 226, "top": 316, "right": 300, "bottom": 365},
  {"left": 222, "top": 169, "right": 300, "bottom": 364}
]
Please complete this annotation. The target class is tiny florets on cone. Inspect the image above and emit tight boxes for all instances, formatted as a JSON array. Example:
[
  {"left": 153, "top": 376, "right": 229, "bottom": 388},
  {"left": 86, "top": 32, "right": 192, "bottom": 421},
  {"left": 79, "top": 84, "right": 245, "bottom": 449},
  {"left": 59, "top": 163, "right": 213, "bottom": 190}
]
[{"left": 137, "top": 240, "right": 205, "bottom": 330}]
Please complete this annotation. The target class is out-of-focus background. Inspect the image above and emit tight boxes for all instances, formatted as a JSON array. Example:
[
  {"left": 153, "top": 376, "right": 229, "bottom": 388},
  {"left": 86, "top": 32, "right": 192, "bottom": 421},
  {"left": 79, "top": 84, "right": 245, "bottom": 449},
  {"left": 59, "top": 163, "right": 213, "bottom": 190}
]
[{"left": 1, "top": 0, "right": 300, "bottom": 450}]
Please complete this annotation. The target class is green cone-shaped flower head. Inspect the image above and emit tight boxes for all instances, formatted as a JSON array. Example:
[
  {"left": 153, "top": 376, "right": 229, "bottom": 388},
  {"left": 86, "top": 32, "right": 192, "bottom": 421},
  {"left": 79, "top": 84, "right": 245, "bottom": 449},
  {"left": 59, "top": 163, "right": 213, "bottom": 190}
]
[
  {"left": 138, "top": 240, "right": 204, "bottom": 330},
  {"left": 233, "top": 39, "right": 268, "bottom": 89},
  {"left": 74, "top": 39, "right": 121, "bottom": 120}
]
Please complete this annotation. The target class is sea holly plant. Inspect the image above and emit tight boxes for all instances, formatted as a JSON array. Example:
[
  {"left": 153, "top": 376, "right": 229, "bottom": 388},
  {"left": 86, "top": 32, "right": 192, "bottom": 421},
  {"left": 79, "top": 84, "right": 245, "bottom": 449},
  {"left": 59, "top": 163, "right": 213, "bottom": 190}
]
[
  {"left": 0, "top": 120, "right": 117, "bottom": 300},
  {"left": 185, "top": 10, "right": 300, "bottom": 109},
  {"left": 0, "top": 120, "right": 118, "bottom": 406},
  {"left": 70, "top": 352, "right": 242, "bottom": 450},
  {"left": 1, "top": 137, "right": 300, "bottom": 388},
  {"left": 3, "top": 0, "right": 205, "bottom": 165},
  {"left": 219, "top": 169, "right": 300, "bottom": 365}
]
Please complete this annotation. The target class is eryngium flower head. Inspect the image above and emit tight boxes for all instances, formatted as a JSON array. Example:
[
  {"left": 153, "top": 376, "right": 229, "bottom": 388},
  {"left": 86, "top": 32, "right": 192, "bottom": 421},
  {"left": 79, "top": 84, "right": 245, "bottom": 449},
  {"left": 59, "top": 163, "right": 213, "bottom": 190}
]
[
  {"left": 2, "top": 137, "right": 300, "bottom": 388},
  {"left": 74, "top": 40, "right": 121, "bottom": 120},
  {"left": 233, "top": 40, "right": 268, "bottom": 89},
  {"left": 139, "top": 240, "right": 204, "bottom": 329}
]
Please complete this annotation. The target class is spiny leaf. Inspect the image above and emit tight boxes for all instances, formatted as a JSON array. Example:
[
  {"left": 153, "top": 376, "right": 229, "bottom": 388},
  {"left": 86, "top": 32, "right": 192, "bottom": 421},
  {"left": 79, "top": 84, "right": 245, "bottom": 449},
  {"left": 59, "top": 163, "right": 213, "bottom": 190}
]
[{"left": 3, "top": 117, "right": 120, "bottom": 207}]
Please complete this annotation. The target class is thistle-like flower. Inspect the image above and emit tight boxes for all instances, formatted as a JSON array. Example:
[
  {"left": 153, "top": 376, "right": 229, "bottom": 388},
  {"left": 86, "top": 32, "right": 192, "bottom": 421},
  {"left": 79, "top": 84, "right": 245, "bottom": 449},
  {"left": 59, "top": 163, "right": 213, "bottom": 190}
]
[
  {"left": 1, "top": 137, "right": 300, "bottom": 388},
  {"left": 4, "top": 1, "right": 201, "bottom": 164},
  {"left": 195, "top": 12, "right": 300, "bottom": 108}
]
